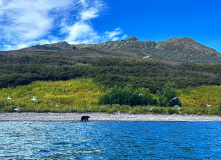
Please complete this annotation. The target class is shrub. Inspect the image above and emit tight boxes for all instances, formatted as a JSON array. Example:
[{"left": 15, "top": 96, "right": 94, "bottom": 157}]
[
  {"left": 98, "top": 85, "right": 156, "bottom": 106},
  {"left": 167, "top": 108, "right": 177, "bottom": 114},
  {"left": 152, "top": 107, "right": 163, "bottom": 114},
  {"left": 218, "top": 101, "right": 221, "bottom": 115},
  {"left": 158, "top": 82, "right": 182, "bottom": 107}
]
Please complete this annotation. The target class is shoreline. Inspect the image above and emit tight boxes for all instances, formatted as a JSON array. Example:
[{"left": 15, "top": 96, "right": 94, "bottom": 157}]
[{"left": 0, "top": 112, "right": 221, "bottom": 122}]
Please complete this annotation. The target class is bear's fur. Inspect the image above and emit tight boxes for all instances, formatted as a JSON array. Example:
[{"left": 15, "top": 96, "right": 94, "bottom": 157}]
[{"left": 81, "top": 116, "right": 90, "bottom": 121}]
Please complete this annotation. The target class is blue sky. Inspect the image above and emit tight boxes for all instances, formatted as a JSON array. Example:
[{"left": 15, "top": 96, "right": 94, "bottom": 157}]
[{"left": 0, "top": 0, "right": 221, "bottom": 52}]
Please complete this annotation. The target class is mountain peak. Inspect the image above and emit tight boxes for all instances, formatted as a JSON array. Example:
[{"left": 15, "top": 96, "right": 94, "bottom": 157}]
[
  {"left": 23, "top": 41, "right": 73, "bottom": 50},
  {"left": 167, "top": 37, "right": 196, "bottom": 43},
  {"left": 50, "top": 41, "right": 72, "bottom": 49},
  {"left": 125, "top": 36, "right": 139, "bottom": 41},
  {"left": 21, "top": 36, "right": 221, "bottom": 64}
]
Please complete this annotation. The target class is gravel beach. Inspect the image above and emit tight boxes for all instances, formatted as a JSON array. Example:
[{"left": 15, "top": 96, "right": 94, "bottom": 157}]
[{"left": 0, "top": 112, "right": 221, "bottom": 122}]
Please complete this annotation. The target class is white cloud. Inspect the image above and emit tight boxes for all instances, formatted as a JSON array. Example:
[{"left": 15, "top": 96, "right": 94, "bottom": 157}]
[
  {"left": 64, "top": 0, "right": 104, "bottom": 44},
  {"left": 122, "top": 34, "right": 128, "bottom": 39},
  {"left": 80, "top": 7, "right": 99, "bottom": 20},
  {"left": 79, "top": 0, "right": 103, "bottom": 21},
  {"left": 0, "top": 0, "right": 127, "bottom": 50},
  {"left": 64, "top": 0, "right": 127, "bottom": 44},
  {"left": 0, "top": 0, "right": 74, "bottom": 40},
  {"left": 105, "top": 28, "right": 123, "bottom": 40},
  {"left": 79, "top": 0, "right": 88, "bottom": 7},
  {"left": 65, "top": 21, "right": 99, "bottom": 44},
  {"left": 0, "top": 0, "right": 76, "bottom": 50}
]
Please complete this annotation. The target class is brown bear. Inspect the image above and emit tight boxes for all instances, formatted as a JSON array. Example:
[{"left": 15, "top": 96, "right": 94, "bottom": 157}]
[{"left": 81, "top": 116, "right": 90, "bottom": 121}]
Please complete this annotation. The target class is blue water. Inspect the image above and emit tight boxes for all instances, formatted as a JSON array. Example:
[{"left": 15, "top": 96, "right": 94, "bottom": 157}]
[{"left": 0, "top": 121, "right": 221, "bottom": 159}]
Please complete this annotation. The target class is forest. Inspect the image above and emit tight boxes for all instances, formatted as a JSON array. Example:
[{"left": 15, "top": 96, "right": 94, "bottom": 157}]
[{"left": 1, "top": 53, "right": 221, "bottom": 92}]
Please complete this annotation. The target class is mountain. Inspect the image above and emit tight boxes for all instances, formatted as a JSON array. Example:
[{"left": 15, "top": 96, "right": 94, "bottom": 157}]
[
  {"left": 75, "top": 36, "right": 221, "bottom": 64},
  {"left": 24, "top": 41, "right": 74, "bottom": 50},
  {"left": 22, "top": 36, "right": 221, "bottom": 64},
  {"left": 152, "top": 37, "right": 221, "bottom": 64}
]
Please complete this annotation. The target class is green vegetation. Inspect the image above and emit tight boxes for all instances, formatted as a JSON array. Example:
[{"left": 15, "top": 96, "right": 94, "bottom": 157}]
[
  {"left": 0, "top": 79, "right": 105, "bottom": 112},
  {"left": 158, "top": 82, "right": 182, "bottom": 107},
  {"left": 0, "top": 38, "right": 221, "bottom": 115},
  {"left": 179, "top": 85, "right": 221, "bottom": 108},
  {"left": 1, "top": 54, "right": 220, "bottom": 94},
  {"left": 179, "top": 86, "right": 221, "bottom": 115},
  {"left": 218, "top": 101, "right": 221, "bottom": 115},
  {"left": 98, "top": 85, "right": 156, "bottom": 106},
  {"left": 0, "top": 78, "right": 220, "bottom": 115}
]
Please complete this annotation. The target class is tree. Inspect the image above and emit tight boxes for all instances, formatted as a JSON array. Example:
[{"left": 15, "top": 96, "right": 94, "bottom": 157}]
[
  {"left": 158, "top": 82, "right": 182, "bottom": 107},
  {"left": 98, "top": 85, "right": 156, "bottom": 106}
]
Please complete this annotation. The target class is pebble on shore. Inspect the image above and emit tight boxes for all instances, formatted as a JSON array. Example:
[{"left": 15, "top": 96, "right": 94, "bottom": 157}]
[{"left": 0, "top": 112, "right": 221, "bottom": 122}]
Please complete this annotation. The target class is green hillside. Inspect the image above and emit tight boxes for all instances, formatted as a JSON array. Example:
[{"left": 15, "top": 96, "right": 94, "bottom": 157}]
[
  {"left": 0, "top": 78, "right": 105, "bottom": 112},
  {"left": 1, "top": 37, "right": 221, "bottom": 115},
  {"left": 178, "top": 85, "right": 221, "bottom": 115},
  {"left": 0, "top": 78, "right": 220, "bottom": 115},
  {"left": 180, "top": 85, "right": 221, "bottom": 108},
  {"left": 0, "top": 53, "right": 221, "bottom": 93}
]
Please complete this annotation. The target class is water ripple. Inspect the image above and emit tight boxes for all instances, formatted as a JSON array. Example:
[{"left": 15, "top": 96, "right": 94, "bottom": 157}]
[{"left": 0, "top": 121, "right": 221, "bottom": 159}]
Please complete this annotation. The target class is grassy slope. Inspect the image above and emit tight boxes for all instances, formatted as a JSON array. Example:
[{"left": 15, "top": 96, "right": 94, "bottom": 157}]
[
  {"left": 0, "top": 78, "right": 220, "bottom": 115},
  {"left": 180, "top": 85, "right": 221, "bottom": 108},
  {"left": 0, "top": 78, "right": 105, "bottom": 112}
]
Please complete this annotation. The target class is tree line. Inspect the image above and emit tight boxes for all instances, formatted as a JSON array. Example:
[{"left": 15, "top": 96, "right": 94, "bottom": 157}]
[{"left": 0, "top": 54, "right": 221, "bottom": 94}]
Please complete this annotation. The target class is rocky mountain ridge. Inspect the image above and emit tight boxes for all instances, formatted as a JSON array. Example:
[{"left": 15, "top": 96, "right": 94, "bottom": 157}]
[{"left": 22, "top": 36, "right": 221, "bottom": 64}]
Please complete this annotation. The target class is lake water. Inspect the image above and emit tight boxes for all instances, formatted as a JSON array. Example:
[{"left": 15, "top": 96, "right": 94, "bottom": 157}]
[{"left": 0, "top": 121, "right": 221, "bottom": 159}]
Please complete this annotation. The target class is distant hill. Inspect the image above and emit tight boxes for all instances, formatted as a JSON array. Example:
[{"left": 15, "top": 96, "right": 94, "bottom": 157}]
[
  {"left": 76, "top": 36, "right": 221, "bottom": 64},
  {"left": 24, "top": 41, "right": 74, "bottom": 50},
  {"left": 22, "top": 36, "right": 221, "bottom": 64}
]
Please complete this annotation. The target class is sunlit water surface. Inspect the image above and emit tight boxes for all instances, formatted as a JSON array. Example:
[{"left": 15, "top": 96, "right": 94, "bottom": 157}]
[{"left": 0, "top": 121, "right": 221, "bottom": 159}]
